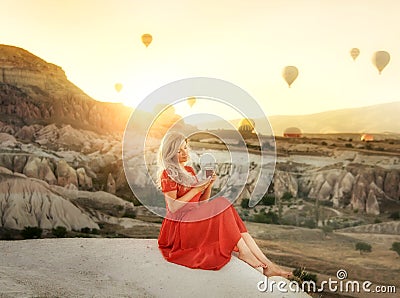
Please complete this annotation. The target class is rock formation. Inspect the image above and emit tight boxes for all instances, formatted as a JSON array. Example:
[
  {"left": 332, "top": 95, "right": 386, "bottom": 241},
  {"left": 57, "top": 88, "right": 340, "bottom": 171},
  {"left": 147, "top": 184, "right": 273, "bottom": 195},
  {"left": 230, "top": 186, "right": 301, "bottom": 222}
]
[
  {"left": 0, "top": 167, "right": 135, "bottom": 231},
  {"left": 0, "top": 44, "right": 132, "bottom": 134},
  {"left": 56, "top": 160, "right": 78, "bottom": 187},
  {"left": 106, "top": 173, "right": 116, "bottom": 194},
  {"left": 0, "top": 170, "right": 98, "bottom": 230},
  {"left": 23, "top": 156, "right": 57, "bottom": 184}
]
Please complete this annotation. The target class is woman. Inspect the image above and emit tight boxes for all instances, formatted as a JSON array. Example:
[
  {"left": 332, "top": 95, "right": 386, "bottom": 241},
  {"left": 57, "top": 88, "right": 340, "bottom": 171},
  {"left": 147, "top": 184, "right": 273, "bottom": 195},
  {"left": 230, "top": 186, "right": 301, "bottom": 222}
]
[{"left": 157, "top": 132, "right": 292, "bottom": 277}]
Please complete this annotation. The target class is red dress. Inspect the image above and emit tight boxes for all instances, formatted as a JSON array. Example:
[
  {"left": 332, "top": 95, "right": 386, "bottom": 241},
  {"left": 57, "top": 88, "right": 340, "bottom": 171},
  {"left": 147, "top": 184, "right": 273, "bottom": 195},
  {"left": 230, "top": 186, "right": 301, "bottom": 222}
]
[{"left": 158, "top": 166, "right": 247, "bottom": 270}]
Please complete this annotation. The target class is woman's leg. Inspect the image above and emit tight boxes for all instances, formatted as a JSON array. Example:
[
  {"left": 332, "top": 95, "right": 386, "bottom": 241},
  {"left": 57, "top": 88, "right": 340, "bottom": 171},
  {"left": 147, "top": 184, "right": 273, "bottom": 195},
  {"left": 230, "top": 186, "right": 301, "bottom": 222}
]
[
  {"left": 236, "top": 237, "right": 266, "bottom": 269},
  {"left": 241, "top": 232, "right": 292, "bottom": 278}
]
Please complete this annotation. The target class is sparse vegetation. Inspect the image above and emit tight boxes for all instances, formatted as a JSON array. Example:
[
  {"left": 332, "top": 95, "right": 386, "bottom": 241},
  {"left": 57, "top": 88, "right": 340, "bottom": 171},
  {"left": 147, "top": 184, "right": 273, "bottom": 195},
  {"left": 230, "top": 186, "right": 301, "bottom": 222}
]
[
  {"left": 21, "top": 226, "right": 43, "bottom": 239},
  {"left": 241, "top": 198, "right": 250, "bottom": 209},
  {"left": 291, "top": 267, "right": 318, "bottom": 293},
  {"left": 81, "top": 227, "right": 91, "bottom": 234},
  {"left": 302, "top": 219, "right": 317, "bottom": 229},
  {"left": 281, "top": 192, "right": 293, "bottom": 201},
  {"left": 52, "top": 226, "right": 67, "bottom": 238},
  {"left": 321, "top": 225, "right": 333, "bottom": 238},
  {"left": 252, "top": 210, "right": 279, "bottom": 224},
  {"left": 260, "top": 194, "right": 275, "bottom": 206},
  {"left": 79, "top": 227, "right": 100, "bottom": 234},
  {"left": 389, "top": 211, "right": 400, "bottom": 220}
]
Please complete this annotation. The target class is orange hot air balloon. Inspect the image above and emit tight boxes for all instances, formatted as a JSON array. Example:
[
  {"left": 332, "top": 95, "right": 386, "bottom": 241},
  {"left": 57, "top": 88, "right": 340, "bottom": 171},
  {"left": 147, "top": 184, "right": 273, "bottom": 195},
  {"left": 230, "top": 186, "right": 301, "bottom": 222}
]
[
  {"left": 282, "top": 66, "right": 299, "bottom": 88},
  {"left": 115, "top": 83, "right": 123, "bottom": 93},
  {"left": 141, "top": 34, "right": 152, "bottom": 47},
  {"left": 372, "top": 51, "right": 390, "bottom": 74},
  {"left": 350, "top": 48, "right": 360, "bottom": 61},
  {"left": 187, "top": 96, "right": 196, "bottom": 108}
]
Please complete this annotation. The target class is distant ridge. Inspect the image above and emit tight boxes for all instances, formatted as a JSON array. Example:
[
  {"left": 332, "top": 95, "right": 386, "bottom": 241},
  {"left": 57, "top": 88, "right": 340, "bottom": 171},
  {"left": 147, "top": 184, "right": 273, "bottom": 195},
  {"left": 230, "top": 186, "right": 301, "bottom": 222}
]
[
  {"left": 268, "top": 101, "right": 400, "bottom": 136},
  {"left": 196, "top": 101, "right": 400, "bottom": 136}
]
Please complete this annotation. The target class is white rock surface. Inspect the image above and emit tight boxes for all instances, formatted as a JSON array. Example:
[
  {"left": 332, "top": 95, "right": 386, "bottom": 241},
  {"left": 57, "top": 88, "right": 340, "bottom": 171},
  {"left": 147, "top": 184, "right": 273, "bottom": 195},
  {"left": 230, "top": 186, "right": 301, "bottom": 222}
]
[{"left": 0, "top": 239, "right": 310, "bottom": 298}]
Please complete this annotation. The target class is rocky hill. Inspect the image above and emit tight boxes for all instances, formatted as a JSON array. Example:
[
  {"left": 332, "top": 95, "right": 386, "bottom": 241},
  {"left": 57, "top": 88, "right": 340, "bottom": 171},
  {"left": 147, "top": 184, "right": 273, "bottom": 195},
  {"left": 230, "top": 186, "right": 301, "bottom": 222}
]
[{"left": 0, "top": 44, "right": 132, "bottom": 134}]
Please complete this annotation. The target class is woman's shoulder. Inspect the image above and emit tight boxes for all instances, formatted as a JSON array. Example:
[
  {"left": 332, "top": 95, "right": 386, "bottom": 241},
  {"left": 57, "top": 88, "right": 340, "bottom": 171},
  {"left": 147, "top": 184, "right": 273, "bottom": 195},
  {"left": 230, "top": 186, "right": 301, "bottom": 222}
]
[{"left": 161, "top": 169, "right": 169, "bottom": 178}]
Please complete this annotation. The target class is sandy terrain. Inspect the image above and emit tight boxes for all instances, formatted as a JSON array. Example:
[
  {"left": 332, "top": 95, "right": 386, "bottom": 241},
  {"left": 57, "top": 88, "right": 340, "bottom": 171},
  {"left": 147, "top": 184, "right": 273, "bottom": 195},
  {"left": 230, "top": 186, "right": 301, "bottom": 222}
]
[{"left": 0, "top": 238, "right": 310, "bottom": 298}]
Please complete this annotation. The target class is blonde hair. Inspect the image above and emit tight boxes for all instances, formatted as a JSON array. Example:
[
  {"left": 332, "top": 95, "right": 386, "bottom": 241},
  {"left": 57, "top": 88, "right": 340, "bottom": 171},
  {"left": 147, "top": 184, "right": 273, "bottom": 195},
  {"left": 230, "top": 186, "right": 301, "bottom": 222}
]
[{"left": 157, "top": 132, "right": 196, "bottom": 187}]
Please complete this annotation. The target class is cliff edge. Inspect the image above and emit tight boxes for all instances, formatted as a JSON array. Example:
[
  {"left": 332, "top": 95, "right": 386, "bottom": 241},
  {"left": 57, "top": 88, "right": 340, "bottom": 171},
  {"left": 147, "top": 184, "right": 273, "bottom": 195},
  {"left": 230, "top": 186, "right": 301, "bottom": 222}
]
[{"left": 0, "top": 238, "right": 310, "bottom": 297}]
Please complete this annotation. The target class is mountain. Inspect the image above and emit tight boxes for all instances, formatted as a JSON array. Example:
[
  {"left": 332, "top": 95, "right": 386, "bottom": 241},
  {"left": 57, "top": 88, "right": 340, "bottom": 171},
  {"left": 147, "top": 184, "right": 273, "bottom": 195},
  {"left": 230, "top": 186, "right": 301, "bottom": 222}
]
[
  {"left": 268, "top": 101, "right": 400, "bottom": 136},
  {"left": 0, "top": 44, "right": 132, "bottom": 134},
  {"left": 195, "top": 102, "right": 400, "bottom": 136}
]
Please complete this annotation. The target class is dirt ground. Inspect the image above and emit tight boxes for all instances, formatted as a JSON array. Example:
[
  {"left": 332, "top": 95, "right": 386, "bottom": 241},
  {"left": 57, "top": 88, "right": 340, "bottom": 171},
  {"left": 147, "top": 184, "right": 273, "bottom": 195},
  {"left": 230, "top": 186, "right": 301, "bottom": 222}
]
[{"left": 245, "top": 222, "right": 400, "bottom": 297}]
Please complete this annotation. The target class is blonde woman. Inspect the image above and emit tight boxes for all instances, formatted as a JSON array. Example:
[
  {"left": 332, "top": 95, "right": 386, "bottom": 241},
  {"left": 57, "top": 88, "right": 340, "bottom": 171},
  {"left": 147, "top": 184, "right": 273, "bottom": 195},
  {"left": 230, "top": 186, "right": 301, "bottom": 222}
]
[{"left": 157, "top": 132, "right": 291, "bottom": 277}]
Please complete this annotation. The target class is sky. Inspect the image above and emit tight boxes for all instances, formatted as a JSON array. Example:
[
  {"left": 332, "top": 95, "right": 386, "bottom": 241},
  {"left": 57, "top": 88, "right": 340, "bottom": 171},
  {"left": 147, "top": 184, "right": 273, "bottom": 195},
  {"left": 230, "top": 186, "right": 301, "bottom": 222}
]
[{"left": 1, "top": 0, "right": 400, "bottom": 118}]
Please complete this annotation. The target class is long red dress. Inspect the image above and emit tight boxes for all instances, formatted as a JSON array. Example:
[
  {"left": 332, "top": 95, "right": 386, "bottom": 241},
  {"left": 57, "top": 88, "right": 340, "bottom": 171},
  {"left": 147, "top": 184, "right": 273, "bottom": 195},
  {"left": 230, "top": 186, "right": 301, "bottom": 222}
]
[{"left": 158, "top": 166, "right": 248, "bottom": 270}]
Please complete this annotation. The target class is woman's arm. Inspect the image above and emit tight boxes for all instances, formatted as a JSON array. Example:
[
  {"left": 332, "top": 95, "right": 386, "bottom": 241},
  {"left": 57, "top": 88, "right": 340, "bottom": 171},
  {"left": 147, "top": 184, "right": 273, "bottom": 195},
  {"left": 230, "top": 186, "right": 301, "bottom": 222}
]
[{"left": 164, "top": 183, "right": 210, "bottom": 213}]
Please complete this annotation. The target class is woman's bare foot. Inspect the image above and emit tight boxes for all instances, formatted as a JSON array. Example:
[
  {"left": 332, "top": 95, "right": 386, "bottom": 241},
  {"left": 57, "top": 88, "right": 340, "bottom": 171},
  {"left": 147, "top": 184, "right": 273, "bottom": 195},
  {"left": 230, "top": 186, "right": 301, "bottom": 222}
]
[
  {"left": 238, "top": 250, "right": 267, "bottom": 269},
  {"left": 263, "top": 262, "right": 293, "bottom": 278}
]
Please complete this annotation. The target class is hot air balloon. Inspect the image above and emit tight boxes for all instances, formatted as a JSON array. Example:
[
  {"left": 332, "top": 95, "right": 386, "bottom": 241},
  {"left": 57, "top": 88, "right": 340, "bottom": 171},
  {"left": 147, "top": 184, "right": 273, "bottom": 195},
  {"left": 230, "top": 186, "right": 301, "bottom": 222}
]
[
  {"left": 187, "top": 96, "right": 196, "bottom": 108},
  {"left": 238, "top": 118, "right": 255, "bottom": 132},
  {"left": 350, "top": 48, "right": 360, "bottom": 61},
  {"left": 372, "top": 51, "right": 390, "bottom": 74},
  {"left": 141, "top": 34, "right": 152, "bottom": 47},
  {"left": 282, "top": 66, "right": 299, "bottom": 88},
  {"left": 283, "top": 127, "right": 302, "bottom": 138},
  {"left": 115, "top": 83, "right": 123, "bottom": 93}
]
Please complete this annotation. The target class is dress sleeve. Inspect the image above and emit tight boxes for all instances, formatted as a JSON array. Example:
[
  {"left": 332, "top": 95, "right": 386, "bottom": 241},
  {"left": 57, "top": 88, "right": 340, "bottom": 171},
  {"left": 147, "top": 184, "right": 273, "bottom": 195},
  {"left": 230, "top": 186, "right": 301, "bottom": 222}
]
[{"left": 161, "top": 170, "right": 178, "bottom": 193}]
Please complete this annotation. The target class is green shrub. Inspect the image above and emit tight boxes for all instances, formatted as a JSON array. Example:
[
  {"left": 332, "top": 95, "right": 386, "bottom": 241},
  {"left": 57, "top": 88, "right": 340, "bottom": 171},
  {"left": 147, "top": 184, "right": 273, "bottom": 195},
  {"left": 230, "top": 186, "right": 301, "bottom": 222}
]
[
  {"left": 281, "top": 192, "right": 293, "bottom": 201},
  {"left": 303, "top": 219, "right": 316, "bottom": 229},
  {"left": 345, "top": 143, "right": 353, "bottom": 148},
  {"left": 81, "top": 227, "right": 91, "bottom": 233},
  {"left": 261, "top": 195, "right": 275, "bottom": 206},
  {"left": 390, "top": 242, "right": 400, "bottom": 257},
  {"left": 52, "top": 226, "right": 67, "bottom": 238},
  {"left": 355, "top": 242, "right": 372, "bottom": 254},
  {"left": 21, "top": 226, "right": 42, "bottom": 239},
  {"left": 320, "top": 200, "right": 333, "bottom": 207},
  {"left": 253, "top": 211, "right": 279, "bottom": 224},
  {"left": 241, "top": 198, "right": 250, "bottom": 209},
  {"left": 321, "top": 225, "right": 333, "bottom": 236},
  {"left": 389, "top": 211, "right": 400, "bottom": 220},
  {"left": 0, "top": 230, "right": 14, "bottom": 240}
]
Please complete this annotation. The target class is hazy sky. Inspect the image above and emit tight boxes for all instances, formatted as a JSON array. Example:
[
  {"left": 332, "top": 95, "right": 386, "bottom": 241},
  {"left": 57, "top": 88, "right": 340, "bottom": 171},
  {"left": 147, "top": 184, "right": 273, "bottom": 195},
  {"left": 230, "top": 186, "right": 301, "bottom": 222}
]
[{"left": 2, "top": 0, "right": 400, "bottom": 117}]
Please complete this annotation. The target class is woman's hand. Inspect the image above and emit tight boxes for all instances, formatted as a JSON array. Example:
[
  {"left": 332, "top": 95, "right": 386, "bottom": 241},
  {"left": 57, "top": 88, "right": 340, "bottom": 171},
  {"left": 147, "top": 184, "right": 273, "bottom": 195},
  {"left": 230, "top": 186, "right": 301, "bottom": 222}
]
[
  {"left": 192, "top": 180, "right": 211, "bottom": 193},
  {"left": 209, "top": 172, "right": 217, "bottom": 184}
]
